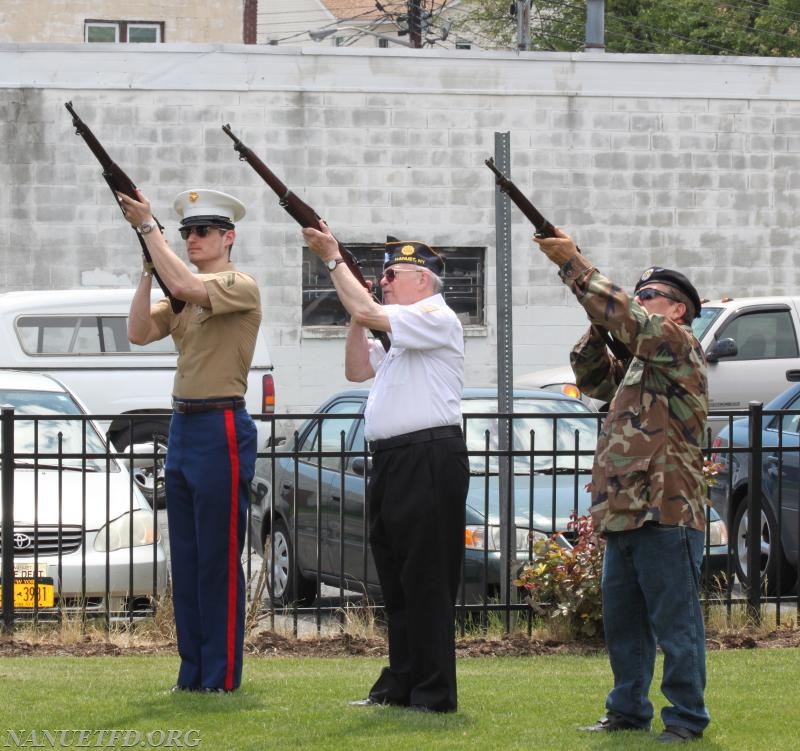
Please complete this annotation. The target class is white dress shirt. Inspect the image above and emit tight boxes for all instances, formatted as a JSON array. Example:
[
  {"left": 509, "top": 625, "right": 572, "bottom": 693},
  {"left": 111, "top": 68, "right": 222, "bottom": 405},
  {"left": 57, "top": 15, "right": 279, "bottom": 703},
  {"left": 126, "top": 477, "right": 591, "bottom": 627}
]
[{"left": 364, "top": 293, "right": 464, "bottom": 441}]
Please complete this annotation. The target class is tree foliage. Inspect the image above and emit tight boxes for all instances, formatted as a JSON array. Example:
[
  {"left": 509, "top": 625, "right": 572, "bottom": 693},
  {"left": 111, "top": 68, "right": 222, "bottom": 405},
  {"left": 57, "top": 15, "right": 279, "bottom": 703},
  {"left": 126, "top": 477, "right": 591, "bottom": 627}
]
[{"left": 455, "top": 0, "right": 800, "bottom": 56}]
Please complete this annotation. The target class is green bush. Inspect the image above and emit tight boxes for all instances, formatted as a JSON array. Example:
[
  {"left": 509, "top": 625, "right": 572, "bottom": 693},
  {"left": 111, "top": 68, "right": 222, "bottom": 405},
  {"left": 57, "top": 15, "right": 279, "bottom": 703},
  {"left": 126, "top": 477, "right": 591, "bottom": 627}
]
[{"left": 513, "top": 514, "right": 605, "bottom": 638}]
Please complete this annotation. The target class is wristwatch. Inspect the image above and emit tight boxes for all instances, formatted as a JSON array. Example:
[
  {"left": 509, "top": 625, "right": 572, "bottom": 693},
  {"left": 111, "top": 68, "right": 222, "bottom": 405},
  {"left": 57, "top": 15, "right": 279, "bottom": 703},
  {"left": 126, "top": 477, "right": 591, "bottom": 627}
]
[
  {"left": 326, "top": 258, "right": 345, "bottom": 271},
  {"left": 138, "top": 219, "right": 158, "bottom": 235}
]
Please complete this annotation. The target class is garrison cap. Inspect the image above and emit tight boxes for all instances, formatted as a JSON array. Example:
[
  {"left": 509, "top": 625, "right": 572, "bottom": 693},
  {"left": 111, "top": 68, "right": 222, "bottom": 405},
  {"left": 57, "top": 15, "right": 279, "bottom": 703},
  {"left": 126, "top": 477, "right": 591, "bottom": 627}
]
[
  {"left": 384, "top": 238, "right": 444, "bottom": 275},
  {"left": 173, "top": 189, "right": 246, "bottom": 229},
  {"left": 635, "top": 266, "right": 702, "bottom": 319}
]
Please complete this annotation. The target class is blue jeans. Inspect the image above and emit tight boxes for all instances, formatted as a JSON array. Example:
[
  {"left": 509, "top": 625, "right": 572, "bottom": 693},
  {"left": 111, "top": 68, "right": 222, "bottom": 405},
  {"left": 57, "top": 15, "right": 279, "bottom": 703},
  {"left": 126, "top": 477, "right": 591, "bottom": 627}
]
[{"left": 602, "top": 525, "right": 710, "bottom": 733}]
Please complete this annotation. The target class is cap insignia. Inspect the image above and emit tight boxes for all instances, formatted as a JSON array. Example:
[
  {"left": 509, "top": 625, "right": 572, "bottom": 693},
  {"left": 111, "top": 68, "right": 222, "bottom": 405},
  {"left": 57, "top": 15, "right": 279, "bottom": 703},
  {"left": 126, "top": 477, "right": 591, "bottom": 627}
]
[
  {"left": 189, "top": 191, "right": 199, "bottom": 203},
  {"left": 401, "top": 245, "right": 415, "bottom": 256}
]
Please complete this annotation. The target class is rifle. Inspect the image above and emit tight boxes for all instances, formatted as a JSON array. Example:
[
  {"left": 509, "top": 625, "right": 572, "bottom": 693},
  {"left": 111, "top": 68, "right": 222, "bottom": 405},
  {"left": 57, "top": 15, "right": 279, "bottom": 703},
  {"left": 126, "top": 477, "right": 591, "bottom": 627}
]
[
  {"left": 64, "top": 102, "right": 185, "bottom": 313},
  {"left": 485, "top": 157, "right": 632, "bottom": 363},
  {"left": 222, "top": 124, "right": 391, "bottom": 352}
]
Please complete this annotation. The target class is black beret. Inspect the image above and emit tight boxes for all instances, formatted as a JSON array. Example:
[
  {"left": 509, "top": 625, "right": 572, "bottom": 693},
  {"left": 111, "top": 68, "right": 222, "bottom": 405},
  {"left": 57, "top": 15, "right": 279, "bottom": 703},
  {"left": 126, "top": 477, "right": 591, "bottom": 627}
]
[
  {"left": 635, "top": 266, "right": 702, "bottom": 319},
  {"left": 384, "top": 239, "right": 444, "bottom": 275}
]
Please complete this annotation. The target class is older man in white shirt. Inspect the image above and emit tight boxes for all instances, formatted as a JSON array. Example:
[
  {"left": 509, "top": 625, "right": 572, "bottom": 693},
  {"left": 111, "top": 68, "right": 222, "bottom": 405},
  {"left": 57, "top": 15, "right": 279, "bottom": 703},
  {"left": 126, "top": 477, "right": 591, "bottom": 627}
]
[{"left": 304, "top": 225, "right": 469, "bottom": 713}]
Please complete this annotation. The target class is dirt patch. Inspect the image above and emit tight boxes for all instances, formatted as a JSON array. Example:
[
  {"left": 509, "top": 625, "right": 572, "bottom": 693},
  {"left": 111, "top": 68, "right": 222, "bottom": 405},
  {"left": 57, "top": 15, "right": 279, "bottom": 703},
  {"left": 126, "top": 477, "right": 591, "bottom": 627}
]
[{"left": 1, "top": 628, "right": 799, "bottom": 658}]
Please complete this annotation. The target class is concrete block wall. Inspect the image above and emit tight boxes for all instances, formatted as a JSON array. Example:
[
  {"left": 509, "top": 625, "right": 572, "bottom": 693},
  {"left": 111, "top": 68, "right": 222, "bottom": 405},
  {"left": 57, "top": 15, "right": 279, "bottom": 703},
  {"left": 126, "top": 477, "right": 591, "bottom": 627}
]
[{"left": 2, "top": 44, "right": 800, "bottom": 413}]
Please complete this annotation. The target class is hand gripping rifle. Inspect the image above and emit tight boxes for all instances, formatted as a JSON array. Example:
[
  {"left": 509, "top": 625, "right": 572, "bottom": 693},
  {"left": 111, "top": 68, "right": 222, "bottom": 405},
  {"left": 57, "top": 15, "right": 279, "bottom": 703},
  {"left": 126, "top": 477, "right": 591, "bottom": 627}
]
[
  {"left": 222, "top": 124, "right": 391, "bottom": 352},
  {"left": 485, "top": 157, "right": 632, "bottom": 363},
  {"left": 64, "top": 102, "right": 185, "bottom": 313}
]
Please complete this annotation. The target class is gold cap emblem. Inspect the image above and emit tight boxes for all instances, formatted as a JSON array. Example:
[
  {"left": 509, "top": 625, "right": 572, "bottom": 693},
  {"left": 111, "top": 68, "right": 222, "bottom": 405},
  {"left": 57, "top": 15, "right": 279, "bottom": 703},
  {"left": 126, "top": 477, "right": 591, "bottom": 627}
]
[
  {"left": 189, "top": 191, "right": 199, "bottom": 203},
  {"left": 401, "top": 245, "right": 415, "bottom": 256}
]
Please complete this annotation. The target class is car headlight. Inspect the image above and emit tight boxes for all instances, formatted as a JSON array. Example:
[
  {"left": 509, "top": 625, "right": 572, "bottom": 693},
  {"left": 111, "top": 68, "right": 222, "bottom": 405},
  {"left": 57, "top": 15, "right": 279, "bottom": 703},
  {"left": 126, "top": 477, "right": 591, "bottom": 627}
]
[
  {"left": 465, "top": 525, "right": 545, "bottom": 552},
  {"left": 707, "top": 517, "right": 728, "bottom": 547},
  {"left": 94, "top": 509, "right": 159, "bottom": 552}
]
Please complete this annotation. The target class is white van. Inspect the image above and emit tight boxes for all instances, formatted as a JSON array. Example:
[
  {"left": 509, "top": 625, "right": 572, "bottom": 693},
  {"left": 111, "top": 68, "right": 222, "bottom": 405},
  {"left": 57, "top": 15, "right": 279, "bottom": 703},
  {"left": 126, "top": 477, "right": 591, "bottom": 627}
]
[
  {"left": 0, "top": 288, "right": 275, "bottom": 480},
  {"left": 518, "top": 295, "right": 800, "bottom": 420}
]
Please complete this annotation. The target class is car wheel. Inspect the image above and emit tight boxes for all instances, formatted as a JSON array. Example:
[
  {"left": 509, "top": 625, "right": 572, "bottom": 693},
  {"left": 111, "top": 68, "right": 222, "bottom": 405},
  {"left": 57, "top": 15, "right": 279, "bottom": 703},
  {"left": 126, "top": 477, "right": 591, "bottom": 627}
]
[
  {"left": 733, "top": 497, "right": 796, "bottom": 595},
  {"left": 117, "top": 422, "right": 169, "bottom": 509},
  {"left": 264, "top": 520, "right": 317, "bottom": 607}
]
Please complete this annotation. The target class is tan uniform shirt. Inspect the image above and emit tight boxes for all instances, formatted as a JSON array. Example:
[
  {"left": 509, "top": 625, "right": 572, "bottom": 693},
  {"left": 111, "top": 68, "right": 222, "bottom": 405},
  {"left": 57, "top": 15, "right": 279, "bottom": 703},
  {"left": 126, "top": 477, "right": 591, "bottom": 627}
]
[{"left": 151, "top": 266, "right": 261, "bottom": 399}]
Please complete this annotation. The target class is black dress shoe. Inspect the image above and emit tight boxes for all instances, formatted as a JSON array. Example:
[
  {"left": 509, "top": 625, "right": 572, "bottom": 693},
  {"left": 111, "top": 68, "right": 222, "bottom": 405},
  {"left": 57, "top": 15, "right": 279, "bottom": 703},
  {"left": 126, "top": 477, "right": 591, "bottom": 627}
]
[
  {"left": 170, "top": 684, "right": 197, "bottom": 693},
  {"left": 200, "top": 687, "right": 234, "bottom": 694},
  {"left": 348, "top": 697, "right": 384, "bottom": 707},
  {"left": 657, "top": 726, "right": 703, "bottom": 743},
  {"left": 578, "top": 715, "right": 648, "bottom": 732}
]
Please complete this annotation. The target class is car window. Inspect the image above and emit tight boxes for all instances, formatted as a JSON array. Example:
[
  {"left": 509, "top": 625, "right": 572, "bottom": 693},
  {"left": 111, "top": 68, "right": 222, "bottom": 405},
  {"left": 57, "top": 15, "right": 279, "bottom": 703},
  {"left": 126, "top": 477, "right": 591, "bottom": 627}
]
[
  {"left": 15, "top": 315, "right": 177, "bottom": 355},
  {"left": 298, "top": 399, "right": 364, "bottom": 471},
  {"left": 348, "top": 418, "right": 367, "bottom": 471},
  {"left": 692, "top": 306, "right": 724, "bottom": 341},
  {"left": 776, "top": 391, "right": 800, "bottom": 435},
  {"left": 463, "top": 397, "right": 598, "bottom": 473},
  {"left": 716, "top": 309, "right": 799, "bottom": 361},
  {"left": 0, "top": 388, "right": 109, "bottom": 469}
]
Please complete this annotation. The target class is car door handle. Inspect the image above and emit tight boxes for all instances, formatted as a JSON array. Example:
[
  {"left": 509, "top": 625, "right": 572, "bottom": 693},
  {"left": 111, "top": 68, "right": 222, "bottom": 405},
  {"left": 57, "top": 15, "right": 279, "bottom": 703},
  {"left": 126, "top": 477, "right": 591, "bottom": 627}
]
[{"left": 330, "top": 494, "right": 341, "bottom": 504}]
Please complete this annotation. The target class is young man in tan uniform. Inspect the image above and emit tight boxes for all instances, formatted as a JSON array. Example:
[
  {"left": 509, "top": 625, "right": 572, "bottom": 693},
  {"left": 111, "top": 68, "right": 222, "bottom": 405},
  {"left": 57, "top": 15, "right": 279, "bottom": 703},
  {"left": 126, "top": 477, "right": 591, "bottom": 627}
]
[{"left": 119, "top": 188, "right": 261, "bottom": 693}]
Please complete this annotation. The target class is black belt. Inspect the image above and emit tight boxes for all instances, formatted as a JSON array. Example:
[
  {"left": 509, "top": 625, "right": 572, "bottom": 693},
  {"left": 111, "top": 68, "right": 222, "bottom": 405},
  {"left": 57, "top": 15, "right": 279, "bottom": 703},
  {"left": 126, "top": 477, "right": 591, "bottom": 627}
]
[
  {"left": 172, "top": 397, "right": 245, "bottom": 414},
  {"left": 367, "top": 425, "right": 463, "bottom": 454}
]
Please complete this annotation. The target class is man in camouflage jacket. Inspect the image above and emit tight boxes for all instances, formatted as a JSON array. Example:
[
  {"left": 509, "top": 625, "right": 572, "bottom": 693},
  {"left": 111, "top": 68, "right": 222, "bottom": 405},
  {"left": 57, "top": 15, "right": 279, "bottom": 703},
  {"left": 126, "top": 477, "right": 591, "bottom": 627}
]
[{"left": 534, "top": 227, "right": 710, "bottom": 744}]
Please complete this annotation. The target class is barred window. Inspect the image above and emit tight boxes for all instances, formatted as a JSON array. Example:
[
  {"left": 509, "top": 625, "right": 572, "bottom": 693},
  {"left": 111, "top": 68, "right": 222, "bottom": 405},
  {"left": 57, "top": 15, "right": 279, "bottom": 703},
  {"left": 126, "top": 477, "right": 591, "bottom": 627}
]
[{"left": 301, "top": 244, "right": 485, "bottom": 328}]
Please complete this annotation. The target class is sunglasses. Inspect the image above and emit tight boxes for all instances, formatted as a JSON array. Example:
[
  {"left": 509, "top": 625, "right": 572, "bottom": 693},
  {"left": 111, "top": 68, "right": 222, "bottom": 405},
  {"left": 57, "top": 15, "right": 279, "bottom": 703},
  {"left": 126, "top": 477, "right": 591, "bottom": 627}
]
[
  {"left": 179, "top": 225, "right": 223, "bottom": 240},
  {"left": 636, "top": 287, "right": 682, "bottom": 304},
  {"left": 381, "top": 267, "right": 424, "bottom": 282}
]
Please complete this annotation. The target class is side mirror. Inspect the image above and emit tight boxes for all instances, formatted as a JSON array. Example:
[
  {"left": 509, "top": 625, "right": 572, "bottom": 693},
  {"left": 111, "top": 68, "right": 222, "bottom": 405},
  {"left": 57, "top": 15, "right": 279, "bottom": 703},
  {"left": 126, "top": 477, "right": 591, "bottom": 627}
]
[
  {"left": 266, "top": 435, "right": 286, "bottom": 449},
  {"left": 351, "top": 456, "right": 372, "bottom": 477},
  {"left": 125, "top": 441, "right": 166, "bottom": 468},
  {"left": 706, "top": 337, "right": 738, "bottom": 363}
]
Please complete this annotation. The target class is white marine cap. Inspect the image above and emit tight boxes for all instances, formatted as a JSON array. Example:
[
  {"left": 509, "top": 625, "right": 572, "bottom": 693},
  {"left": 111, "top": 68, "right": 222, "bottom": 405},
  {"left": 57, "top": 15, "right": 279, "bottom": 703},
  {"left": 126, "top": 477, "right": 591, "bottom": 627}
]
[{"left": 173, "top": 189, "right": 246, "bottom": 229}]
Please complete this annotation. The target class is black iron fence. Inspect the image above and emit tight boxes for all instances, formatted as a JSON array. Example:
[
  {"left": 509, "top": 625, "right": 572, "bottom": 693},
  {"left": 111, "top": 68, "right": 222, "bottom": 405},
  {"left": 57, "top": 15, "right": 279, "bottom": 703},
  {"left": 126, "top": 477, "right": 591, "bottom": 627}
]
[
  {"left": 0, "top": 408, "right": 168, "bottom": 632},
  {"left": 2, "top": 405, "right": 799, "bottom": 634}
]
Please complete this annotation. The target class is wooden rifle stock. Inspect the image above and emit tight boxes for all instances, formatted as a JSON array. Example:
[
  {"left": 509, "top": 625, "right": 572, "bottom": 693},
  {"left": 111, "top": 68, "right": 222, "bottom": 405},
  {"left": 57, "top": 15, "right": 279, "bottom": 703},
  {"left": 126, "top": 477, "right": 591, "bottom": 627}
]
[
  {"left": 64, "top": 102, "right": 184, "bottom": 313},
  {"left": 485, "top": 157, "right": 632, "bottom": 363},
  {"left": 222, "top": 124, "right": 390, "bottom": 352}
]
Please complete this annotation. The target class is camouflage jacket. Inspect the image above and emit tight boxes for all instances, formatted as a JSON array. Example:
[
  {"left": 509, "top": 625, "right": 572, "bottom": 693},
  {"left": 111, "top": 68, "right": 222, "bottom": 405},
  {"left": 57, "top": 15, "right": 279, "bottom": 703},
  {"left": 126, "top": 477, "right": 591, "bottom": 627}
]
[{"left": 561, "top": 254, "right": 709, "bottom": 534}]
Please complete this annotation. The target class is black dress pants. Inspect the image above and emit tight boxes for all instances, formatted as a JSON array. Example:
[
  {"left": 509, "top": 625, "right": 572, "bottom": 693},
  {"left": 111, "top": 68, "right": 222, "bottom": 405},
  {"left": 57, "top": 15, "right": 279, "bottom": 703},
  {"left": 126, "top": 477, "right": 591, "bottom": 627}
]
[{"left": 366, "top": 432, "right": 469, "bottom": 712}]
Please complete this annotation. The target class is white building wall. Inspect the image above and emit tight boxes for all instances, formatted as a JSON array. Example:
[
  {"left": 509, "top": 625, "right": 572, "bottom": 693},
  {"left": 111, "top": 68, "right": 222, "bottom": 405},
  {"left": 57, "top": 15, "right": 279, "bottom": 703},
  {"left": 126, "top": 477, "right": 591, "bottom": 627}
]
[
  {"left": 0, "top": 1, "right": 244, "bottom": 44},
  {"left": 2, "top": 43, "right": 800, "bottom": 413}
]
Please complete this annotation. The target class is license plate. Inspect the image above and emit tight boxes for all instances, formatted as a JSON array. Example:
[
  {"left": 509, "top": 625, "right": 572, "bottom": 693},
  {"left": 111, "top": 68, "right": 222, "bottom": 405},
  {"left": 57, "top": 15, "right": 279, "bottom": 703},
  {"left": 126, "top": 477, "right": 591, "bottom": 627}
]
[
  {"left": 14, "top": 562, "right": 47, "bottom": 578},
  {"left": 0, "top": 578, "right": 55, "bottom": 608}
]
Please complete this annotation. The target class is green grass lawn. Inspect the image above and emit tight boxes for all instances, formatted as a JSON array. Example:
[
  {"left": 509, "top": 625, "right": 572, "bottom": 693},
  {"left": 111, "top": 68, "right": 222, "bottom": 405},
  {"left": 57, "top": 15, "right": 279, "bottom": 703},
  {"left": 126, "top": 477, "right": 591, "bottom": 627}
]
[{"left": 1, "top": 649, "right": 798, "bottom": 749}]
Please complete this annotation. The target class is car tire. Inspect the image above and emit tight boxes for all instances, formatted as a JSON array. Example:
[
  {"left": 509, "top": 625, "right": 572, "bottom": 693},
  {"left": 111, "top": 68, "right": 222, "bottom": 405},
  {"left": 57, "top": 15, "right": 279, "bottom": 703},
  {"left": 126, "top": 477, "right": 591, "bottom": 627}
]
[
  {"left": 732, "top": 497, "right": 796, "bottom": 595},
  {"left": 264, "top": 520, "right": 317, "bottom": 607},
  {"left": 115, "top": 421, "right": 169, "bottom": 509}
]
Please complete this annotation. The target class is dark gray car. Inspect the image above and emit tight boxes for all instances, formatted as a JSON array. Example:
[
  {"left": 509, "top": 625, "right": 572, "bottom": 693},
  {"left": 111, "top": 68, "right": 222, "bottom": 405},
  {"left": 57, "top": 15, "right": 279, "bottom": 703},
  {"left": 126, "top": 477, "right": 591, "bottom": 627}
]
[{"left": 250, "top": 387, "right": 726, "bottom": 606}]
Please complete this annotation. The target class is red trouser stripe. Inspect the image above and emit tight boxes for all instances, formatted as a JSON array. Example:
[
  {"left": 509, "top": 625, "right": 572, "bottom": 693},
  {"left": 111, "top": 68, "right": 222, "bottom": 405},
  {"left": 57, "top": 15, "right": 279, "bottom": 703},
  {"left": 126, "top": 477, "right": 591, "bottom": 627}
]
[{"left": 223, "top": 409, "right": 240, "bottom": 691}]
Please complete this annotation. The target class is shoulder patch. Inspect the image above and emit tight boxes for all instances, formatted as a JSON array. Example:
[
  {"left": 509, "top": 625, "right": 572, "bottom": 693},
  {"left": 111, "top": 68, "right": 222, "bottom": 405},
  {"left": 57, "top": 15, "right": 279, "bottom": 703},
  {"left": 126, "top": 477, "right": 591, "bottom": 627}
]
[{"left": 420, "top": 304, "right": 442, "bottom": 314}]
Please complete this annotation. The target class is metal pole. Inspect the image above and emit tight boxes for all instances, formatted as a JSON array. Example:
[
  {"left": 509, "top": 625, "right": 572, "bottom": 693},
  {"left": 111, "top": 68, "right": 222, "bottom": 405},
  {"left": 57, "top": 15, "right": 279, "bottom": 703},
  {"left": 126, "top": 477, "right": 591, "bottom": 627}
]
[
  {"left": 746, "top": 401, "right": 762, "bottom": 624},
  {"left": 585, "top": 0, "right": 606, "bottom": 51},
  {"left": 517, "top": 1, "right": 531, "bottom": 51},
  {"left": 493, "top": 132, "right": 515, "bottom": 625},
  {"left": 1, "top": 407, "right": 15, "bottom": 632},
  {"left": 408, "top": 0, "right": 423, "bottom": 48}
]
